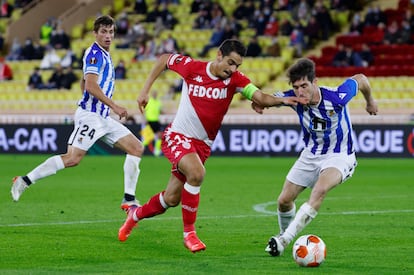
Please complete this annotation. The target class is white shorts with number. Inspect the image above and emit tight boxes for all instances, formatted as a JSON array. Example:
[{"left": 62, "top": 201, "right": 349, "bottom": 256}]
[
  {"left": 68, "top": 107, "right": 131, "bottom": 151},
  {"left": 286, "top": 149, "right": 357, "bottom": 188}
]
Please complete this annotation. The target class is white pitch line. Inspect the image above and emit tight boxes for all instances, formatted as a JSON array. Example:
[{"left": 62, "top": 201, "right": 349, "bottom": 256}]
[
  {"left": 1, "top": 204, "right": 413, "bottom": 228},
  {"left": 252, "top": 201, "right": 414, "bottom": 215}
]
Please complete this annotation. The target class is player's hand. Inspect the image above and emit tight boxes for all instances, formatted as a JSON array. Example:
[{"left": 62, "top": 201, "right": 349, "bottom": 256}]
[
  {"left": 366, "top": 100, "right": 378, "bottom": 115},
  {"left": 283, "top": 96, "right": 309, "bottom": 106},
  {"left": 251, "top": 102, "right": 265, "bottom": 114},
  {"left": 113, "top": 104, "right": 128, "bottom": 120},
  {"left": 137, "top": 93, "right": 149, "bottom": 114}
]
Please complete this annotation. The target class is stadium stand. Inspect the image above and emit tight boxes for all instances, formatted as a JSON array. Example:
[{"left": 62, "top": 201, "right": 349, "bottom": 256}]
[{"left": 0, "top": 0, "right": 413, "bottom": 124}]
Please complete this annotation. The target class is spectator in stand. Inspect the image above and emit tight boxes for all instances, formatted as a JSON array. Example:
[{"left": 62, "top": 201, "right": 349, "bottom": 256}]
[
  {"left": 198, "top": 23, "right": 225, "bottom": 57},
  {"left": 50, "top": 26, "right": 71, "bottom": 50},
  {"left": 399, "top": 19, "right": 412, "bottom": 44},
  {"left": 6, "top": 38, "right": 21, "bottom": 61},
  {"left": 264, "top": 13, "right": 279, "bottom": 37},
  {"left": 20, "top": 38, "right": 36, "bottom": 60},
  {"left": 233, "top": 0, "right": 255, "bottom": 21},
  {"left": 266, "top": 37, "right": 281, "bottom": 57},
  {"left": 0, "top": 0, "right": 13, "bottom": 17},
  {"left": 158, "top": 34, "right": 180, "bottom": 54},
  {"left": 332, "top": 44, "right": 347, "bottom": 67},
  {"left": 403, "top": 9, "right": 414, "bottom": 30},
  {"left": 333, "top": 44, "right": 363, "bottom": 67},
  {"left": 246, "top": 36, "right": 262, "bottom": 57},
  {"left": 158, "top": 3, "right": 178, "bottom": 30},
  {"left": 359, "top": 43, "right": 374, "bottom": 67},
  {"left": 304, "top": 15, "right": 320, "bottom": 48},
  {"left": 133, "top": 0, "right": 147, "bottom": 14},
  {"left": 167, "top": 77, "right": 183, "bottom": 100},
  {"left": 276, "top": 0, "right": 291, "bottom": 11},
  {"left": 61, "top": 66, "right": 78, "bottom": 90},
  {"left": 190, "top": 0, "right": 204, "bottom": 14},
  {"left": 39, "top": 18, "right": 55, "bottom": 45},
  {"left": 27, "top": 67, "right": 45, "bottom": 90},
  {"left": 280, "top": 18, "right": 293, "bottom": 36},
  {"left": 40, "top": 45, "right": 61, "bottom": 69},
  {"left": 145, "top": 3, "right": 162, "bottom": 23},
  {"left": 289, "top": 25, "right": 306, "bottom": 57},
  {"left": 364, "top": 4, "right": 387, "bottom": 27},
  {"left": 313, "top": 0, "right": 334, "bottom": 41},
  {"left": 116, "top": 12, "right": 130, "bottom": 36},
  {"left": 227, "top": 16, "right": 243, "bottom": 37},
  {"left": 47, "top": 65, "right": 65, "bottom": 89},
  {"left": 115, "top": 59, "right": 127, "bottom": 79},
  {"left": 209, "top": 2, "right": 226, "bottom": 27},
  {"left": 253, "top": 11, "right": 268, "bottom": 36},
  {"left": 383, "top": 20, "right": 401, "bottom": 44},
  {"left": 192, "top": 8, "right": 211, "bottom": 29},
  {"left": 60, "top": 48, "right": 78, "bottom": 68},
  {"left": 0, "top": 56, "right": 13, "bottom": 81},
  {"left": 349, "top": 12, "right": 364, "bottom": 35},
  {"left": 292, "top": 0, "right": 311, "bottom": 22}
]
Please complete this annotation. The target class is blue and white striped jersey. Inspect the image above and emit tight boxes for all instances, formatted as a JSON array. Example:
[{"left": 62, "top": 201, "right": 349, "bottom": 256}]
[
  {"left": 276, "top": 78, "right": 358, "bottom": 155},
  {"left": 78, "top": 42, "right": 115, "bottom": 118}
]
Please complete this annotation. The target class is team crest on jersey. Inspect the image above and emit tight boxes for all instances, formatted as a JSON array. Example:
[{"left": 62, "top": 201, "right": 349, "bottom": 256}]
[
  {"left": 329, "top": 110, "right": 335, "bottom": 116},
  {"left": 89, "top": 57, "right": 97, "bottom": 65}
]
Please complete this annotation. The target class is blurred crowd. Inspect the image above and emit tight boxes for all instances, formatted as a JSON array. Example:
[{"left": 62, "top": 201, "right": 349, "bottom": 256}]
[{"left": 1, "top": 0, "right": 413, "bottom": 86}]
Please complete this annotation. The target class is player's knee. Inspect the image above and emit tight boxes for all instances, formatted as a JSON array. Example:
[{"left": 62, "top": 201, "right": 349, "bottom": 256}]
[
  {"left": 277, "top": 196, "right": 293, "bottom": 211},
  {"left": 185, "top": 168, "right": 205, "bottom": 186},
  {"left": 61, "top": 153, "right": 83, "bottom": 167},
  {"left": 129, "top": 141, "right": 145, "bottom": 156},
  {"left": 163, "top": 193, "right": 180, "bottom": 207}
]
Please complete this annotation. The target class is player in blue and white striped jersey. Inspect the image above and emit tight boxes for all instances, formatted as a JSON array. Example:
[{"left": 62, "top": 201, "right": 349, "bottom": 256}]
[
  {"left": 11, "top": 15, "right": 144, "bottom": 211},
  {"left": 262, "top": 58, "right": 378, "bottom": 257}
]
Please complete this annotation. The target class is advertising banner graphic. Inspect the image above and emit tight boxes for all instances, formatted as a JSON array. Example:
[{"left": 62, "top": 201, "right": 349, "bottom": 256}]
[{"left": 1, "top": 124, "right": 413, "bottom": 158}]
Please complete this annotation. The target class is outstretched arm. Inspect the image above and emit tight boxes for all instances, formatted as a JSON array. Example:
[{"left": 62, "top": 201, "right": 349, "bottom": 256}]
[
  {"left": 351, "top": 74, "right": 378, "bottom": 115},
  {"left": 250, "top": 90, "right": 309, "bottom": 114},
  {"left": 137, "top": 53, "right": 170, "bottom": 114}
]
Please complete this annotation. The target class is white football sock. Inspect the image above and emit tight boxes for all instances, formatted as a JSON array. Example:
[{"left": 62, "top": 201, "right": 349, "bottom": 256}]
[
  {"left": 281, "top": 202, "right": 317, "bottom": 246},
  {"left": 27, "top": 155, "right": 65, "bottom": 183},
  {"left": 123, "top": 154, "right": 141, "bottom": 196},
  {"left": 278, "top": 204, "right": 296, "bottom": 234}
]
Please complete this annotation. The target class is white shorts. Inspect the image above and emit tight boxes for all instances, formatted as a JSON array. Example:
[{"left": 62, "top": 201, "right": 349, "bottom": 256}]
[
  {"left": 286, "top": 149, "right": 357, "bottom": 188},
  {"left": 67, "top": 108, "right": 132, "bottom": 151}
]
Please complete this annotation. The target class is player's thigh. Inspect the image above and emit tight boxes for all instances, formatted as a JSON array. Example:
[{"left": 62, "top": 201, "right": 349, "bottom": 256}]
[
  {"left": 178, "top": 153, "right": 205, "bottom": 185},
  {"left": 102, "top": 117, "right": 139, "bottom": 150},
  {"left": 68, "top": 109, "right": 106, "bottom": 151},
  {"left": 320, "top": 152, "right": 357, "bottom": 183},
  {"left": 114, "top": 133, "right": 144, "bottom": 156},
  {"left": 286, "top": 151, "right": 320, "bottom": 188}
]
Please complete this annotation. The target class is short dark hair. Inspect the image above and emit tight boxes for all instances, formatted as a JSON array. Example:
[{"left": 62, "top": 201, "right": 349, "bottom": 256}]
[
  {"left": 94, "top": 15, "right": 115, "bottom": 32},
  {"left": 218, "top": 39, "right": 246, "bottom": 57},
  {"left": 286, "top": 58, "right": 316, "bottom": 84}
]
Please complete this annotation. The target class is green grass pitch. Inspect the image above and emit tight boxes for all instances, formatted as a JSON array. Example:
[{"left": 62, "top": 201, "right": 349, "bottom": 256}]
[{"left": 1, "top": 154, "right": 413, "bottom": 274}]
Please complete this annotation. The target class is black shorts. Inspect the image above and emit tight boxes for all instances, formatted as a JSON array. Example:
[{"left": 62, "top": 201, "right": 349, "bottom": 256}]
[{"left": 148, "top": 121, "right": 161, "bottom": 133}]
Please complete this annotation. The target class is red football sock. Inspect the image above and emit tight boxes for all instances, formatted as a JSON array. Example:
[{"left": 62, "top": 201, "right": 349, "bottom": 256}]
[
  {"left": 181, "top": 183, "right": 200, "bottom": 233},
  {"left": 136, "top": 191, "right": 168, "bottom": 220}
]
